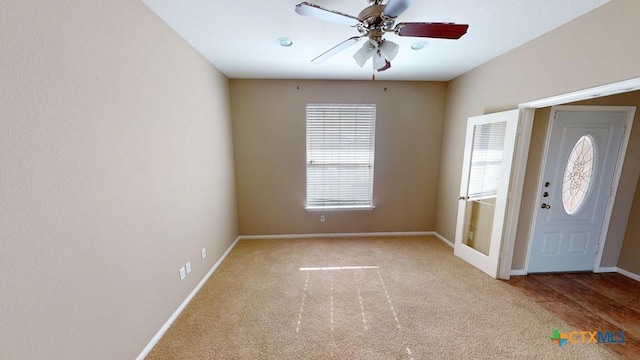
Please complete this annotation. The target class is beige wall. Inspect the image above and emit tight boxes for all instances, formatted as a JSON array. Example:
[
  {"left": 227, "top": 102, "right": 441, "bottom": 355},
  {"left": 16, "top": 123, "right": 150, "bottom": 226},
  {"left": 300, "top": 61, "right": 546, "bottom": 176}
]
[
  {"left": 0, "top": 1, "right": 237, "bottom": 359},
  {"left": 619, "top": 178, "right": 640, "bottom": 274},
  {"left": 511, "top": 92, "right": 640, "bottom": 270},
  {"left": 437, "top": 0, "right": 640, "bottom": 268},
  {"left": 231, "top": 80, "right": 446, "bottom": 235}
]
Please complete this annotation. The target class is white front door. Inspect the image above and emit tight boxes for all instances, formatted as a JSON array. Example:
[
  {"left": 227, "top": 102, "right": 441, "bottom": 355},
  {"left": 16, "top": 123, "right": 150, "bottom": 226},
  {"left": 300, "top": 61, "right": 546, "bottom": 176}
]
[
  {"left": 454, "top": 110, "right": 519, "bottom": 278},
  {"left": 527, "top": 106, "right": 634, "bottom": 273}
]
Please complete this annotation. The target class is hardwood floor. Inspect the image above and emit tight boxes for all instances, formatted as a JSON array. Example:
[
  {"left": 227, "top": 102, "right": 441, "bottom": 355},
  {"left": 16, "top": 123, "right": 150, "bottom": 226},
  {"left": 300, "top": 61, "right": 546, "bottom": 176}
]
[{"left": 507, "top": 272, "right": 640, "bottom": 358}]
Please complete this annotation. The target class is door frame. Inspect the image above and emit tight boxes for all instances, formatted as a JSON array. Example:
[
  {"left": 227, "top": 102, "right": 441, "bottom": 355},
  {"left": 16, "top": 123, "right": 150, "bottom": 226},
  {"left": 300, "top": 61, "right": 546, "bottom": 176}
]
[
  {"left": 495, "top": 109, "right": 533, "bottom": 279},
  {"left": 522, "top": 105, "right": 635, "bottom": 274},
  {"left": 497, "top": 76, "right": 640, "bottom": 279}
]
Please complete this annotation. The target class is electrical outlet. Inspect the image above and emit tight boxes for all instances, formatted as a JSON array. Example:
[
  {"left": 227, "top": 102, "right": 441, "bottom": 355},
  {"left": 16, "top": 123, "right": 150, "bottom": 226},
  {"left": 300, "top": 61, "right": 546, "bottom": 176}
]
[
  {"left": 320, "top": 214, "right": 325, "bottom": 222},
  {"left": 179, "top": 266, "right": 186, "bottom": 281},
  {"left": 185, "top": 261, "right": 191, "bottom": 275},
  {"left": 201, "top": 248, "right": 206, "bottom": 260},
  {"left": 468, "top": 231, "right": 474, "bottom": 240}
]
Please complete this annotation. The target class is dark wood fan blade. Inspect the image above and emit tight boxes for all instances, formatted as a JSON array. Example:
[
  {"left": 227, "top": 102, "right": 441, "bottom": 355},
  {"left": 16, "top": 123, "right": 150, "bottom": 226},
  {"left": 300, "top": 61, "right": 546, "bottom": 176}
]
[
  {"left": 311, "top": 36, "right": 363, "bottom": 64},
  {"left": 295, "top": 2, "right": 360, "bottom": 27},
  {"left": 395, "top": 22, "right": 469, "bottom": 39}
]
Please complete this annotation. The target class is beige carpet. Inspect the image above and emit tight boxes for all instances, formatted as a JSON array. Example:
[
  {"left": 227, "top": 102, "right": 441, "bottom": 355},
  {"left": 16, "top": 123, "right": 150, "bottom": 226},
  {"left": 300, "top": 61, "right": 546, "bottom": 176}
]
[{"left": 147, "top": 236, "right": 616, "bottom": 359}]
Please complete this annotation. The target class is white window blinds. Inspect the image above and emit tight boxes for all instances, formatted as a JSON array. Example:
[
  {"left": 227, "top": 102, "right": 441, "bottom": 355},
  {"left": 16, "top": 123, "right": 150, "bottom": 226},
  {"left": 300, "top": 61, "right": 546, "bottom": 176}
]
[
  {"left": 306, "top": 104, "right": 376, "bottom": 209},
  {"left": 467, "top": 121, "right": 506, "bottom": 200}
]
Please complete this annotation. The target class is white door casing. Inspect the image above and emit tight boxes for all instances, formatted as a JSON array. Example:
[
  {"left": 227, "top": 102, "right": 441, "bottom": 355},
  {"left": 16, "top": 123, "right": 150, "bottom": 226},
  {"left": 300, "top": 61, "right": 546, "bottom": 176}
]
[{"left": 527, "top": 106, "right": 635, "bottom": 273}]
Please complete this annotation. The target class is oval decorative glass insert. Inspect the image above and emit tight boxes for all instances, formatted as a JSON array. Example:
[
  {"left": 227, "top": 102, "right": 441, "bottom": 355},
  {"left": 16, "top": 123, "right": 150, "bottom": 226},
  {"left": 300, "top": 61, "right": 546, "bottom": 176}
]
[{"left": 562, "top": 135, "right": 596, "bottom": 215}]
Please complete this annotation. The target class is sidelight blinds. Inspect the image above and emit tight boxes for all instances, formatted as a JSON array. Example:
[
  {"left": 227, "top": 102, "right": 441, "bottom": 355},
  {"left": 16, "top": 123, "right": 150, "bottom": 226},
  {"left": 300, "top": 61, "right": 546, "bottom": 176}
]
[
  {"left": 306, "top": 104, "right": 376, "bottom": 209},
  {"left": 467, "top": 121, "right": 507, "bottom": 200}
]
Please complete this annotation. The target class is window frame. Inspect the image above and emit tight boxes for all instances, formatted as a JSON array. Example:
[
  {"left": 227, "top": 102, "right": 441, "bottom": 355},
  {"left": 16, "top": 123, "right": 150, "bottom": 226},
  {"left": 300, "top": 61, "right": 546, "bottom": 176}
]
[{"left": 305, "top": 103, "right": 377, "bottom": 211}]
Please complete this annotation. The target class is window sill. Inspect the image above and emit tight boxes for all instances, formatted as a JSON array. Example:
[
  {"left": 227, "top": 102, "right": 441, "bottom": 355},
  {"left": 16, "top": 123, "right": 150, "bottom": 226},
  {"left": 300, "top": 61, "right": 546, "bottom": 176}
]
[{"left": 305, "top": 205, "right": 376, "bottom": 212}]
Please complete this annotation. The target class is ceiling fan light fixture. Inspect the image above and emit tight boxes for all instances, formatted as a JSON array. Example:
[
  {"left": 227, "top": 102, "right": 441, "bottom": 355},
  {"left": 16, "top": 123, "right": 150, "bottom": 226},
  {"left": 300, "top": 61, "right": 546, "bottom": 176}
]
[
  {"left": 277, "top": 37, "right": 294, "bottom": 47},
  {"left": 353, "top": 48, "right": 368, "bottom": 67},
  {"left": 379, "top": 40, "right": 399, "bottom": 61},
  {"left": 353, "top": 40, "right": 378, "bottom": 67}
]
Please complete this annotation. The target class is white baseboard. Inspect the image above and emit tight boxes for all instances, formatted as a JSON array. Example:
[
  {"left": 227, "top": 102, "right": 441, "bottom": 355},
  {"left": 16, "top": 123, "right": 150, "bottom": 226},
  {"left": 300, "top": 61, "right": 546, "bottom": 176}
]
[
  {"left": 594, "top": 266, "right": 618, "bottom": 273},
  {"left": 238, "top": 231, "right": 434, "bottom": 240},
  {"left": 510, "top": 269, "right": 527, "bottom": 276},
  {"left": 136, "top": 236, "right": 241, "bottom": 360},
  {"left": 431, "top": 232, "right": 454, "bottom": 248},
  {"left": 617, "top": 267, "right": 640, "bottom": 282}
]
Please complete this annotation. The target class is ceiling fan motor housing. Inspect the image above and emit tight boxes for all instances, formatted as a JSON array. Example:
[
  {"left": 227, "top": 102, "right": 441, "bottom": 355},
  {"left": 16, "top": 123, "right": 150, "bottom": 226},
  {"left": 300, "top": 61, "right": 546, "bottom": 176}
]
[
  {"left": 358, "top": 4, "right": 396, "bottom": 42},
  {"left": 358, "top": 4, "right": 384, "bottom": 24}
]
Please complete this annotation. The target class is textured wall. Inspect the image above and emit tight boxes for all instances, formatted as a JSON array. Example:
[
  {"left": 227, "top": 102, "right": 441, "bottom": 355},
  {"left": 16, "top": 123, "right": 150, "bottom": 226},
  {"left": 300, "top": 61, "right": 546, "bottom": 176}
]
[
  {"left": 0, "top": 1, "right": 237, "bottom": 358},
  {"left": 436, "top": 0, "right": 640, "bottom": 270},
  {"left": 230, "top": 80, "right": 446, "bottom": 235}
]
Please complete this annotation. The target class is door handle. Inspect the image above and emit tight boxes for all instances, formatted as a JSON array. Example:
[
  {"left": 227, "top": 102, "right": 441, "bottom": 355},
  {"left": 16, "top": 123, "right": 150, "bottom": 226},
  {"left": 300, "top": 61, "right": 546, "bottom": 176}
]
[
  {"left": 541, "top": 203, "right": 551, "bottom": 209},
  {"left": 458, "top": 196, "right": 469, "bottom": 200}
]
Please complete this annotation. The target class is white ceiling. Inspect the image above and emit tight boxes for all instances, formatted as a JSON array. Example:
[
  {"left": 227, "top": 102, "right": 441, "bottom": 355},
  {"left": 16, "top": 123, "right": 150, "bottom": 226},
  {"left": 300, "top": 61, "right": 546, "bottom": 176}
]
[{"left": 142, "top": 0, "right": 609, "bottom": 81}]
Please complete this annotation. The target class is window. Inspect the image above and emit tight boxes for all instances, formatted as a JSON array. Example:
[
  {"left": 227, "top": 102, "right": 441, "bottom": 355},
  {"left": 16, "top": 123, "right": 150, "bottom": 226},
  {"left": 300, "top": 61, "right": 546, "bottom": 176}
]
[
  {"left": 562, "top": 135, "right": 595, "bottom": 215},
  {"left": 306, "top": 103, "right": 376, "bottom": 210},
  {"left": 467, "top": 121, "right": 506, "bottom": 200}
]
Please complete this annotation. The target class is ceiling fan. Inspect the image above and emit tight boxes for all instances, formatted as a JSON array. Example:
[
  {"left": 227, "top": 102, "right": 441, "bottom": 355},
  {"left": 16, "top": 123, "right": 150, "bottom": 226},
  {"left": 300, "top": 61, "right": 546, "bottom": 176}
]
[{"left": 295, "top": 0, "right": 469, "bottom": 72}]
